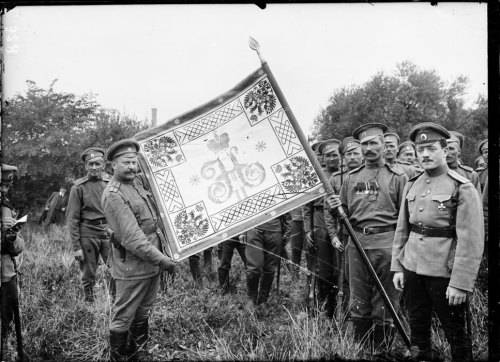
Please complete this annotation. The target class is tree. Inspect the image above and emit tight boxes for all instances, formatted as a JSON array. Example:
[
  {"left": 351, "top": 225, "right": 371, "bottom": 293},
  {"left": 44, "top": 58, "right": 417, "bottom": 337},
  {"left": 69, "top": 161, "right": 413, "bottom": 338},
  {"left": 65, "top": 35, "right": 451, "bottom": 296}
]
[
  {"left": 312, "top": 61, "right": 487, "bottom": 167},
  {"left": 2, "top": 80, "right": 148, "bottom": 214}
]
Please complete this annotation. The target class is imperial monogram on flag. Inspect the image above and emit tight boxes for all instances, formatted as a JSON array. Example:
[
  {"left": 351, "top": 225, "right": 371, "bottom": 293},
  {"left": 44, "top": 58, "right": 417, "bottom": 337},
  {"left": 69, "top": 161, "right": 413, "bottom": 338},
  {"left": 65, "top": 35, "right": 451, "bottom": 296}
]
[{"left": 134, "top": 67, "right": 324, "bottom": 260}]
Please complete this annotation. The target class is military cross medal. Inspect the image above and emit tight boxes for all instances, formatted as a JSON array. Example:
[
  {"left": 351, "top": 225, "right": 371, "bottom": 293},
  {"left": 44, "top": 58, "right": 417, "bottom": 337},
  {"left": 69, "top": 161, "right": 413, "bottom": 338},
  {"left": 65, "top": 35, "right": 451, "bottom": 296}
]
[{"left": 437, "top": 202, "right": 446, "bottom": 211}]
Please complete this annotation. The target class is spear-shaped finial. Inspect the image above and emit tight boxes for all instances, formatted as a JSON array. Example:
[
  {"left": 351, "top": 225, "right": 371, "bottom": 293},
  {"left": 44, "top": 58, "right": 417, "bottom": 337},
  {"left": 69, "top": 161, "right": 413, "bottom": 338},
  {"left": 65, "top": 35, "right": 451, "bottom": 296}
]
[{"left": 249, "top": 36, "right": 265, "bottom": 64}]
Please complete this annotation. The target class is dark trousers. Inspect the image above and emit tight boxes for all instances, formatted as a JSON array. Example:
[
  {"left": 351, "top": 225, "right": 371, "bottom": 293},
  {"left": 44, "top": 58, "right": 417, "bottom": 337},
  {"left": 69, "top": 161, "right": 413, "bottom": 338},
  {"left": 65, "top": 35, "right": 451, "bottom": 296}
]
[
  {"left": 246, "top": 229, "right": 281, "bottom": 276},
  {"left": 219, "top": 238, "right": 247, "bottom": 272},
  {"left": 1, "top": 276, "right": 18, "bottom": 354},
  {"left": 315, "top": 227, "right": 339, "bottom": 317},
  {"left": 79, "top": 236, "right": 111, "bottom": 289},
  {"left": 290, "top": 220, "right": 312, "bottom": 271},
  {"left": 404, "top": 269, "right": 472, "bottom": 361}
]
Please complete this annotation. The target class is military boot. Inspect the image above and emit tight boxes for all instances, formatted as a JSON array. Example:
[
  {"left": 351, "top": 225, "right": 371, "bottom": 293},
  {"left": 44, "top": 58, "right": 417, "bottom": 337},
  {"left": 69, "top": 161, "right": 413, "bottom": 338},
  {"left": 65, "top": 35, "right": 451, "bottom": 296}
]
[
  {"left": 245, "top": 273, "right": 260, "bottom": 312},
  {"left": 109, "top": 330, "right": 129, "bottom": 362},
  {"left": 257, "top": 272, "right": 275, "bottom": 305},
  {"left": 203, "top": 249, "right": 218, "bottom": 283},
  {"left": 218, "top": 268, "right": 230, "bottom": 295},
  {"left": 84, "top": 286, "right": 95, "bottom": 302},
  {"left": 351, "top": 318, "right": 372, "bottom": 347},
  {"left": 129, "top": 318, "right": 149, "bottom": 361},
  {"left": 189, "top": 255, "right": 203, "bottom": 285}
]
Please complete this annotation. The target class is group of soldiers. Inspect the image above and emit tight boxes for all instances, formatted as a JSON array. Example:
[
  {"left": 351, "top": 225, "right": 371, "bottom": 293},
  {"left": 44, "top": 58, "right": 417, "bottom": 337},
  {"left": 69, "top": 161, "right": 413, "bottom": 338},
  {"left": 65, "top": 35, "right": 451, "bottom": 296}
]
[{"left": 0, "top": 120, "right": 488, "bottom": 362}]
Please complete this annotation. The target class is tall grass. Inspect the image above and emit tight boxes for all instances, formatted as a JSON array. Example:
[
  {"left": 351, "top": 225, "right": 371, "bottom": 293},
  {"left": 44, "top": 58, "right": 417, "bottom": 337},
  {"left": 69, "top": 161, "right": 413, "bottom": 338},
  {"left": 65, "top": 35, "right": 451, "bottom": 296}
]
[{"left": 4, "top": 223, "right": 489, "bottom": 361}]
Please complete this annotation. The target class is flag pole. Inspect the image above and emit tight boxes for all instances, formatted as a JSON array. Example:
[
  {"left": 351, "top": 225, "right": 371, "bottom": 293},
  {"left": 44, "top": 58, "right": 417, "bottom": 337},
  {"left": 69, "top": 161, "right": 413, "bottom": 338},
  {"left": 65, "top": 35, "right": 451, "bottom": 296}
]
[{"left": 249, "top": 37, "right": 411, "bottom": 349}]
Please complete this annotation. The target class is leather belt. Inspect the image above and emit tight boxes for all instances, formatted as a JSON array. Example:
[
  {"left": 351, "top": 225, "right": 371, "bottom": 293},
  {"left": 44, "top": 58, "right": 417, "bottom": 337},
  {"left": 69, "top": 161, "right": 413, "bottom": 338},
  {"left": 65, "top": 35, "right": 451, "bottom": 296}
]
[
  {"left": 410, "top": 224, "right": 456, "bottom": 238},
  {"left": 353, "top": 225, "right": 396, "bottom": 235},
  {"left": 82, "top": 218, "right": 107, "bottom": 226}
]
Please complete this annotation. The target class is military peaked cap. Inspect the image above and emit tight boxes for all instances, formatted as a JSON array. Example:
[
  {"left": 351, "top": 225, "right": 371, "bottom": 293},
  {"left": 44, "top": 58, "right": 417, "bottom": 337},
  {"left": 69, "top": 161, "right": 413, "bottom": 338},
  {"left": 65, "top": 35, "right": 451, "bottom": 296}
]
[
  {"left": 409, "top": 122, "right": 450, "bottom": 145},
  {"left": 81, "top": 147, "right": 105, "bottom": 162},
  {"left": 318, "top": 139, "right": 341, "bottom": 155},
  {"left": 310, "top": 141, "right": 320, "bottom": 152},
  {"left": 341, "top": 136, "right": 360, "bottom": 154},
  {"left": 478, "top": 139, "right": 488, "bottom": 155},
  {"left": 384, "top": 132, "right": 400, "bottom": 145},
  {"left": 353, "top": 123, "right": 388, "bottom": 143},
  {"left": 1, "top": 164, "right": 17, "bottom": 184},
  {"left": 447, "top": 131, "right": 465, "bottom": 149},
  {"left": 106, "top": 139, "right": 140, "bottom": 161},
  {"left": 397, "top": 141, "right": 415, "bottom": 156}
]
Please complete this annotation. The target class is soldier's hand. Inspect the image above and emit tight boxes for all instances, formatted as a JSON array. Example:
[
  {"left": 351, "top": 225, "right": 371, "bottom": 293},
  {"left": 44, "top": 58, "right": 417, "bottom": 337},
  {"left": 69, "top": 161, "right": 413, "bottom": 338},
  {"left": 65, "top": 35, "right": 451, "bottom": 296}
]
[
  {"left": 239, "top": 234, "right": 247, "bottom": 244},
  {"left": 1, "top": 216, "right": 16, "bottom": 231},
  {"left": 74, "top": 249, "right": 85, "bottom": 262},
  {"left": 446, "top": 286, "right": 467, "bottom": 306},
  {"left": 393, "top": 272, "right": 405, "bottom": 291},
  {"left": 106, "top": 228, "right": 114, "bottom": 238},
  {"left": 159, "top": 257, "right": 177, "bottom": 272},
  {"left": 326, "top": 194, "right": 342, "bottom": 210},
  {"left": 331, "top": 236, "right": 344, "bottom": 252},
  {"left": 305, "top": 231, "right": 314, "bottom": 248}
]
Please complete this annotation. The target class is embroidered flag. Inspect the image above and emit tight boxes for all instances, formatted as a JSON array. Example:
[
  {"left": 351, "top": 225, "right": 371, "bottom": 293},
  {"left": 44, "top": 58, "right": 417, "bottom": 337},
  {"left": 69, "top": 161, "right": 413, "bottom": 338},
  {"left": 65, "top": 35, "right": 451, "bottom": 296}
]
[{"left": 134, "top": 67, "right": 324, "bottom": 260}]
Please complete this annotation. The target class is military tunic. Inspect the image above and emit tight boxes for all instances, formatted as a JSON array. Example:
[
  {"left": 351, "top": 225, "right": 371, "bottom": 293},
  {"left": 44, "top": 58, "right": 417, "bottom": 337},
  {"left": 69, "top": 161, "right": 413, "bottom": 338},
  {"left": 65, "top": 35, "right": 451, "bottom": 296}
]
[
  {"left": 387, "top": 160, "right": 418, "bottom": 180},
  {"left": 449, "top": 163, "right": 481, "bottom": 195},
  {"left": 67, "top": 174, "right": 111, "bottom": 290},
  {"left": 339, "top": 161, "right": 406, "bottom": 324},
  {"left": 475, "top": 165, "right": 488, "bottom": 190},
  {"left": 102, "top": 176, "right": 171, "bottom": 332},
  {"left": 391, "top": 169, "right": 483, "bottom": 361}
]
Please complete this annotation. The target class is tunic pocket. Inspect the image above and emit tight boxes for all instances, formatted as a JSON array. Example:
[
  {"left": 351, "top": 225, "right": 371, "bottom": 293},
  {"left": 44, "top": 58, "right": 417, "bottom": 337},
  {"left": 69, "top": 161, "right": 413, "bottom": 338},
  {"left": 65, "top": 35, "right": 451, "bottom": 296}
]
[{"left": 431, "top": 194, "right": 452, "bottom": 214}]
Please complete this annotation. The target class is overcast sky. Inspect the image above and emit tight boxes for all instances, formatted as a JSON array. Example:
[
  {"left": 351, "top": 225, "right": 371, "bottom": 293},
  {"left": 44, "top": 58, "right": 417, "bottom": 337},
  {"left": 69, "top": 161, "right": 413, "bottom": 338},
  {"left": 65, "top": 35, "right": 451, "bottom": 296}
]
[{"left": 3, "top": 3, "right": 487, "bottom": 134}]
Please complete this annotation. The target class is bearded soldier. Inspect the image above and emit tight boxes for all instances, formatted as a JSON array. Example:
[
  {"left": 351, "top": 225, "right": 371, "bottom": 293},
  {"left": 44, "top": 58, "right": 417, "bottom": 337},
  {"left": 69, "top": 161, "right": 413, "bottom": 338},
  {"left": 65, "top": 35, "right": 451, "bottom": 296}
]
[
  {"left": 304, "top": 139, "right": 341, "bottom": 319},
  {"left": 102, "top": 139, "right": 176, "bottom": 361},
  {"left": 445, "top": 131, "right": 481, "bottom": 194},
  {"left": 67, "top": 147, "right": 112, "bottom": 302},
  {"left": 392, "top": 122, "right": 483, "bottom": 362},
  {"left": 326, "top": 123, "right": 407, "bottom": 350}
]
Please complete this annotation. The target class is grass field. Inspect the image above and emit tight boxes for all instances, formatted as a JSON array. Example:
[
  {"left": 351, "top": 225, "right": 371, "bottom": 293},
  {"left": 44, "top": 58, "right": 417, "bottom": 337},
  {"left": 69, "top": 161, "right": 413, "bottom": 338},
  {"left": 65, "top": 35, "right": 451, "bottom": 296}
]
[{"left": 3, "top": 223, "right": 488, "bottom": 361}]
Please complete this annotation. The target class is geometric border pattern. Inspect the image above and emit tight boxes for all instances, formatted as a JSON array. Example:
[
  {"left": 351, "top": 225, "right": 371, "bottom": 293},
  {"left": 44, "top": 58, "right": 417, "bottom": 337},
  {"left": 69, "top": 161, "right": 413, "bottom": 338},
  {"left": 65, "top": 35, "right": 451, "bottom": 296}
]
[
  {"left": 154, "top": 168, "right": 184, "bottom": 213},
  {"left": 269, "top": 110, "right": 303, "bottom": 156}
]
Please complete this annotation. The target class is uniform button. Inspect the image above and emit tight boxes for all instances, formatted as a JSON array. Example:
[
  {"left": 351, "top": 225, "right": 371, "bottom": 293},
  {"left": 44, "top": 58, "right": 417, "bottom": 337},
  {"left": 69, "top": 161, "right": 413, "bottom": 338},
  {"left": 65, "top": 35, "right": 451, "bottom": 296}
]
[
  {"left": 418, "top": 222, "right": 422, "bottom": 226},
  {"left": 419, "top": 208, "right": 424, "bottom": 212},
  {"left": 426, "top": 179, "right": 431, "bottom": 184},
  {"left": 419, "top": 236, "right": 423, "bottom": 240}
]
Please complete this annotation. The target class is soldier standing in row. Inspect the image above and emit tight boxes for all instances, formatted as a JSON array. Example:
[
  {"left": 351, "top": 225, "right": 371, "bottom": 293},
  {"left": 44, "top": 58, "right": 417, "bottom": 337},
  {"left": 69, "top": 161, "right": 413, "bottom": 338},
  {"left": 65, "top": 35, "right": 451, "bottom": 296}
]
[
  {"left": 326, "top": 123, "right": 407, "bottom": 350},
  {"left": 384, "top": 132, "right": 417, "bottom": 179},
  {"left": 325, "top": 136, "right": 364, "bottom": 318},
  {"left": 1, "top": 164, "right": 27, "bottom": 361},
  {"left": 391, "top": 122, "right": 483, "bottom": 362},
  {"left": 66, "top": 147, "right": 112, "bottom": 302},
  {"left": 102, "top": 139, "right": 176, "bottom": 361},
  {"left": 217, "top": 236, "right": 247, "bottom": 294},
  {"left": 475, "top": 139, "right": 488, "bottom": 190},
  {"left": 304, "top": 139, "right": 341, "bottom": 319},
  {"left": 445, "top": 131, "right": 482, "bottom": 194}
]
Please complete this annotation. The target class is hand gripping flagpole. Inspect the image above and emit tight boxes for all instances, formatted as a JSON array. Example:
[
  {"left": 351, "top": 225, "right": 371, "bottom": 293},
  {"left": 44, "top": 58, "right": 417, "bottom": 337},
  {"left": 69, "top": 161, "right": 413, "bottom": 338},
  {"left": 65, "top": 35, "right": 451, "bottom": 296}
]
[{"left": 249, "top": 37, "right": 411, "bottom": 349}]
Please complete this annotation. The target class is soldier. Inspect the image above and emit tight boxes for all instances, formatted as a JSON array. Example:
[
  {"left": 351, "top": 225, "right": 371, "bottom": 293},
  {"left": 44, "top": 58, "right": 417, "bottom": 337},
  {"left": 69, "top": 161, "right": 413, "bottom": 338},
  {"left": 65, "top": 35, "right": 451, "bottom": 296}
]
[
  {"left": 304, "top": 139, "right": 341, "bottom": 319},
  {"left": 288, "top": 205, "right": 308, "bottom": 281},
  {"left": 218, "top": 236, "right": 247, "bottom": 294},
  {"left": 391, "top": 122, "right": 483, "bottom": 362},
  {"left": 66, "top": 147, "right": 112, "bottom": 302},
  {"left": 384, "top": 132, "right": 417, "bottom": 179},
  {"left": 243, "top": 215, "right": 288, "bottom": 313},
  {"left": 102, "top": 139, "right": 176, "bottom": 361},
  {"left": 42, "top": 185, "right": 69, "bottom": 226},
  {"left": 325, "top": 136, "right": 364, "bottom": 318},
  {"left": 445, "top": 131, "right": 482, "bottom": 194},
  {"left": 1, "top": 164, "right": 27, "bottom": 361},
  {"left": 397, "top": 141, "right": 416, "bottom": 165},
  {"left": 326, "top": 123, "right": 407, "bottom": 350},
  {"left": 475, "top": 139, "right": 488, "bottom": 189}
]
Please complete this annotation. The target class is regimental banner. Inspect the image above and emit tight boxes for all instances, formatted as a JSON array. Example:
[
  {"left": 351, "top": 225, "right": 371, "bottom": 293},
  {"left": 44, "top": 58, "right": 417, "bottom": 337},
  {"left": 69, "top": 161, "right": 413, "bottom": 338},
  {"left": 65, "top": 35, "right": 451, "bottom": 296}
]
[{"left": 134, "top": 67, "right": 325, "bottom": 260}]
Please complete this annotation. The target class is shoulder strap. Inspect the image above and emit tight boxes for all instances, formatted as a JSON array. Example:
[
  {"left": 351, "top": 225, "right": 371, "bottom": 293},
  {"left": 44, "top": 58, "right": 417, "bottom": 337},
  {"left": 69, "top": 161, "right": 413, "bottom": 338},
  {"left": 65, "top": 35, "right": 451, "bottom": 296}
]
[{"left": 449, "top": 180, "right": 460, "bottom": 228}]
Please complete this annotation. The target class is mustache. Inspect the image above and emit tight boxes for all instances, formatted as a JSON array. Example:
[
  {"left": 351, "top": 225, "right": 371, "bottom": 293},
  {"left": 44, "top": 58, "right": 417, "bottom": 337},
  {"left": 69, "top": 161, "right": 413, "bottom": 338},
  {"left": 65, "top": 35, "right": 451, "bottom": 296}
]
[{"left": 365, "top": 152, "right": 376, "bottom": 156}]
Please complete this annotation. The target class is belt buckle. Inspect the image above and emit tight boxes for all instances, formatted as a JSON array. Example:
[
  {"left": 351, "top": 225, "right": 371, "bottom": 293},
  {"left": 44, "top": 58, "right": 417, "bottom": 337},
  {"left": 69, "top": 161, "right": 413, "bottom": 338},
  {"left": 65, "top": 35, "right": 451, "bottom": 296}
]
[
  {"left": 362, "top": 227, "right": 370, "bottom": 235},
  {"left": 419, "top": 225, "right": 425, "bottom": 235}
]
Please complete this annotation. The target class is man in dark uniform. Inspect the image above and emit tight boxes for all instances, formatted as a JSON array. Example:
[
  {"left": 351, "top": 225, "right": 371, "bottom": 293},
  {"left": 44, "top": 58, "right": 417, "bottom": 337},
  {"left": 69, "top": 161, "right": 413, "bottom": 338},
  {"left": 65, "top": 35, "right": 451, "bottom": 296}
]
[
  {"left": 243, "top": 215, "right": 288, "bottom": 313},
  {"left": 445, "top": 131, "right": 482, "bottom": 194},
  {"left": 1, "top": 164, "right": 27, "bottom": 361},
  {"left": 384, "top": 132, "right": 417, "bottom": 179},
  {"left": 218, "top": 236, "right": 247, "bottom": 294},
  {"left": 475, "top": 139, "right": 488, "bottom": 190},
  {"left": 326, "top": 123, "right": 407, "bottom": 350},
  {"left": 43, "top": 185, "right": 69, "bottom": 226},
  {"left": 304, "top": 139, "right": 341, "bottom": 319},
  {"left": 392, "top": 122, "right": 483, "bottom": 362},
  {"left": 66, "top": 147, "right": 112, "bottom": 302},
  {"left": 324, "top": 136, "right": 364, "bottom": 319},
  {"left": 102, "top": 139, "right": 176, "bottom": 361}
]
